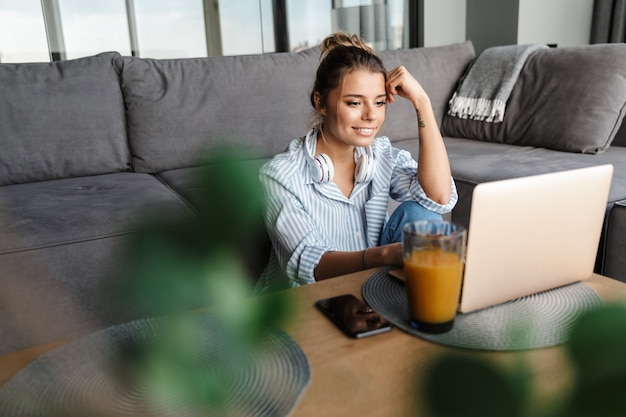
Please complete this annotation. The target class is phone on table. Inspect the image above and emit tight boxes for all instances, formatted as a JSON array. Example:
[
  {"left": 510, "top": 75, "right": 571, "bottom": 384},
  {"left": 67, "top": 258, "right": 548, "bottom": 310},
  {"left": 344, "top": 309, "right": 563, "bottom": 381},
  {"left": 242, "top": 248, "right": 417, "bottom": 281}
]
[{"left": 315, "top": 294, "right": 392, "bottom": 338}]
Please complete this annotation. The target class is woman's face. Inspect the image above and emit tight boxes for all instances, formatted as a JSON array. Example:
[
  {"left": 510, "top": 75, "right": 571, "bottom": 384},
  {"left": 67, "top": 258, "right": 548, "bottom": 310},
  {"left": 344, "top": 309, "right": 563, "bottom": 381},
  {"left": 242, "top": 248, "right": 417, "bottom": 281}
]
[{"left": 320, "top": 69, "right": 387, "bottom": 149}]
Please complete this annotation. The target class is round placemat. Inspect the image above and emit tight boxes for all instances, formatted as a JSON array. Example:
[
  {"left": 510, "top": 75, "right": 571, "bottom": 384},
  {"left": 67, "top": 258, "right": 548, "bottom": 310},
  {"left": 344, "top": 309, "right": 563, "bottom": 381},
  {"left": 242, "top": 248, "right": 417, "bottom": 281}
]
[
  {"left": 363, "top": 267, "right": 603, "bottom": 351},
  {"left": 0, "top": 313, "right": 310, "bottom": 417}
]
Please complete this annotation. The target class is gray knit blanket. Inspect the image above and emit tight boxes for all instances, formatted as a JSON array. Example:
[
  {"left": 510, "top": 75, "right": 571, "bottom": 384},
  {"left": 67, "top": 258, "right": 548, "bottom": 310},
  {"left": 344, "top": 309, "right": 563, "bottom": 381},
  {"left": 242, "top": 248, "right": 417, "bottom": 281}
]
[{"left": 448, "top": 44, "right": 548, "bottom": 123}]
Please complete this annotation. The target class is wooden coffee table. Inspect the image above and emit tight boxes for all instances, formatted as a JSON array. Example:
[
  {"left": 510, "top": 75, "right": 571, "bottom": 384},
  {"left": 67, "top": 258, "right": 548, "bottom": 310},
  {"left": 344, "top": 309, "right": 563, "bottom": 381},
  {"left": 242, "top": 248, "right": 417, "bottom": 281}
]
[{"left": 2, "top": 269, "right": 626, "bottom": 416}]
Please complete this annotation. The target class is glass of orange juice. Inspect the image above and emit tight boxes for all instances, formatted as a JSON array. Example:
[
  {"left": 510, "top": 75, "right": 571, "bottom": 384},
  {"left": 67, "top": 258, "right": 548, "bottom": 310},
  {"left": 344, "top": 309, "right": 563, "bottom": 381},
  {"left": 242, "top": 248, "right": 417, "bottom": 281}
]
[{"left": 402, "top": 220, "right": 466, "bottom": 334}]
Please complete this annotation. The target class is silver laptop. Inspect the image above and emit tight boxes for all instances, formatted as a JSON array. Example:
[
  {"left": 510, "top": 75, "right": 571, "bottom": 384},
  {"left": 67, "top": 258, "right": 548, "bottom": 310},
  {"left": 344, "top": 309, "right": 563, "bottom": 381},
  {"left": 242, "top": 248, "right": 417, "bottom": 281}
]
[{"left": 458, "top": 164, "right": 613, "bottom": 313}]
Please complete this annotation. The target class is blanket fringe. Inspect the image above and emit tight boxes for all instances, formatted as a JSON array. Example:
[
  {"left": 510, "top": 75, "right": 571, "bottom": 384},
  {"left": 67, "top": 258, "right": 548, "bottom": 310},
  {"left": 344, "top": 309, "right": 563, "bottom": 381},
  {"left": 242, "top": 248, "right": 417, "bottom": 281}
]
[{"left": 448, "top": 93, "right": 507, "bottom": 123}]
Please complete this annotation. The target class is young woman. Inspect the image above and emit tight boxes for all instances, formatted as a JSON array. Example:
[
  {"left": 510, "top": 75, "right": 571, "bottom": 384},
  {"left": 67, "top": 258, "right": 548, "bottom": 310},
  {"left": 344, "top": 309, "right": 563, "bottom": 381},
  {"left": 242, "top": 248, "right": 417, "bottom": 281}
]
[{"left": 255, "top": 32, "right": 457, "bottom": 293}]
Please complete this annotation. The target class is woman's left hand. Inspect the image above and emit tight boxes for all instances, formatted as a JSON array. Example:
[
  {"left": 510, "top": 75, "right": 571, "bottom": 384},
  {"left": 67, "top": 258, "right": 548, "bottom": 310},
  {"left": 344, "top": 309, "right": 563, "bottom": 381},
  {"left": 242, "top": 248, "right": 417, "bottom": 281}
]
[{"left": 386, "top": 66, "right": 430, "bottom": 110}]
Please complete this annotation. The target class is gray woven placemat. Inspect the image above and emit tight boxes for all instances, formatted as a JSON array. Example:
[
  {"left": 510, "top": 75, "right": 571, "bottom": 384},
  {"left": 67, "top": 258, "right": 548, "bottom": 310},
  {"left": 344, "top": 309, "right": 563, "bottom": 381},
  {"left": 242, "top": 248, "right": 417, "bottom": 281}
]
[
  {"left": 0, "top": 313, "right": 310, "bottom": 417},
  {"left": 363, "top": 267, "right": 603, "bottom": 351}
]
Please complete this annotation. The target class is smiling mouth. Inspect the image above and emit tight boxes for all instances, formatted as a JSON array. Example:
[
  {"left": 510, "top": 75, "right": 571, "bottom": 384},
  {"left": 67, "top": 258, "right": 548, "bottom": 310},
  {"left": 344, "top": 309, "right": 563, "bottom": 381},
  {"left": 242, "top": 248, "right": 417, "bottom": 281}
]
[{"left": 354, "top": 127, "right": 375, "bottom": 134}]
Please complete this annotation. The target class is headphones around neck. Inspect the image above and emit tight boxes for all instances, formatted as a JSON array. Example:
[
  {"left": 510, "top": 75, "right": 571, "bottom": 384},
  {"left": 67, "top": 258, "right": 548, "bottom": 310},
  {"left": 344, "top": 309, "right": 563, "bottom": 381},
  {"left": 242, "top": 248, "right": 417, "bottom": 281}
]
[{"left": 305, "top": 129, "right": 376, "bottom": 184}]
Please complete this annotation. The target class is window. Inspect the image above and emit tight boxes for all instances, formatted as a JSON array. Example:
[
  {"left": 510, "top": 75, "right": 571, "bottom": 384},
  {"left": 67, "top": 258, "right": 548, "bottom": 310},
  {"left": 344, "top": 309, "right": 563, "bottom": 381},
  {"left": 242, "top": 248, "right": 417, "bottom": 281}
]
[
  {"left": 284, "top": 0, "right": 406, "bottom": 53},
  {"left": 287, "top": 0, "right": 332, "bottom": 52},
  {"left": 134, "top": 0, "right": 207, "bottom": 58},
  {"left": 0, "top": 0, "right": 410, "bottom": 62},
  {"left": 219, "top": 0, "right": 273, "bottom": 55},
  {"left": 0, "top": 0, "right": 48, "bottom": 62},
  {"left": 332, "top": 0, "right": 389, "bottom": 50},
  {"left": 57, "top": 0, "right": 131, "bottom": 59}
]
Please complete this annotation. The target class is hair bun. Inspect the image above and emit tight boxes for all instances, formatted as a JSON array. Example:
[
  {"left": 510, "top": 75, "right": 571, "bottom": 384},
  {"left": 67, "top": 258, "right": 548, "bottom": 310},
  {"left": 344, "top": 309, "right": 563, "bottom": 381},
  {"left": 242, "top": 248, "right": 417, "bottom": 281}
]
[{"left": 320, "top": 32, "right": 375, "bottom": 57}]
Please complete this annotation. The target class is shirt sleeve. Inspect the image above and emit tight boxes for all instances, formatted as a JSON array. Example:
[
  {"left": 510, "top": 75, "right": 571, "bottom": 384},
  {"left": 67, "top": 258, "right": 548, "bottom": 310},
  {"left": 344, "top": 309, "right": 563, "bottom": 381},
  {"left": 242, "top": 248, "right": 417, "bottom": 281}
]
[
  {"left": 381, "top": 139, "right": 458, "bottom": 214},
  {"left": 259, "top": 170, "right": 330, "bottom": 286}
]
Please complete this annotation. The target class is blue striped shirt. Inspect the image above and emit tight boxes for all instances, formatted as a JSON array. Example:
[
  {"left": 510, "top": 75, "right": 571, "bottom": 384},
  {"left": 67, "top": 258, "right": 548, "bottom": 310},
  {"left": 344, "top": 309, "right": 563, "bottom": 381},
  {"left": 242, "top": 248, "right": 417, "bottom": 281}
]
[{"left": 255, "top": 130, "right": 457, "bottom": 293}]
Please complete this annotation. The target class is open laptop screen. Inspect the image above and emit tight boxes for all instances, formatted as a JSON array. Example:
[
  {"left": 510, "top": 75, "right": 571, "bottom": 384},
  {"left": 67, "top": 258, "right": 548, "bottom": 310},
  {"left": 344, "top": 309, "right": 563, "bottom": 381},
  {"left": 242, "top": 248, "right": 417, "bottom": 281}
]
[{"left": 459, "top": 164, "right": 613, "bottom": 313}]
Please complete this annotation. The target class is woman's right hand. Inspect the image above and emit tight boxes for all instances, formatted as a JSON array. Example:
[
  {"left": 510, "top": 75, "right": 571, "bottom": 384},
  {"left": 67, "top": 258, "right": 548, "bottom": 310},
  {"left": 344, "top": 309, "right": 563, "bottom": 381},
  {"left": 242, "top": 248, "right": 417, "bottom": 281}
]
[
  {"left": 315, "top": 243, "right": 404, "bottom": 281},
  {"left": 369, "top": 242, "right": 404, "bottom": 267}
]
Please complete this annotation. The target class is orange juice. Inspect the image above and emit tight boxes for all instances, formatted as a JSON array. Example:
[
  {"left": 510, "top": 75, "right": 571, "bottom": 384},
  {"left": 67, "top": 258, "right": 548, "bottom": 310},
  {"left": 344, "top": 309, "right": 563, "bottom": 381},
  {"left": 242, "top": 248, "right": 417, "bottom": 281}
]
[{"left": 403, "top": 247, "right": 463, "bottom": 325}]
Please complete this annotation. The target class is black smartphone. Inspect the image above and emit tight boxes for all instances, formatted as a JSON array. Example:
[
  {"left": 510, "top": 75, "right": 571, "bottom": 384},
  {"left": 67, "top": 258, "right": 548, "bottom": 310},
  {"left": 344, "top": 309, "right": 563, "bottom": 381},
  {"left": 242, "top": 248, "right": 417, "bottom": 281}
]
[{"left": 315, "top": 294, "right": 392, "bottom": 338}]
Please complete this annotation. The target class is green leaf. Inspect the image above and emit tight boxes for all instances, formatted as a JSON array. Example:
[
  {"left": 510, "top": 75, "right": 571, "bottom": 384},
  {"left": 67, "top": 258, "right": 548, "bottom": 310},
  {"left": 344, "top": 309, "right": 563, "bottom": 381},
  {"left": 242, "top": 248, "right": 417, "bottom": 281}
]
[
  {"left": 561, "top": 305, "right": 626, "bottom": 417},
  {"left": 421, "top": 354, "right": 526, "bottom": 417}
]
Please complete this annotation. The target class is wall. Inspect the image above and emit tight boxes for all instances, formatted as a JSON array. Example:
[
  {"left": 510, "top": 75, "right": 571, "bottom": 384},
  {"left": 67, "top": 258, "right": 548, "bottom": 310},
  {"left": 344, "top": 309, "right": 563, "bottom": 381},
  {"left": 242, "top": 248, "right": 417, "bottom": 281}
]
[
  {"left": 517, "top": 0, "right": 594, "bottom": 47},
  {"left": 422, "top": 0, "right": 595, "bottom": 52},
  {"left": 423, "top": 0, "right": 466, "bottom": 47},
  {"left": 466, "top": 0, "right": 520, "bottom": 52}
]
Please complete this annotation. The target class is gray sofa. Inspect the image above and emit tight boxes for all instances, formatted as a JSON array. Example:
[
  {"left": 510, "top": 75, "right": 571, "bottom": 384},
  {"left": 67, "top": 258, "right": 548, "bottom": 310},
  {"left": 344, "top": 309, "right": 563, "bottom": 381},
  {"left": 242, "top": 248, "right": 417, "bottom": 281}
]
[{"left": 1, "top": 41, "right": 626, "bottom": 354}]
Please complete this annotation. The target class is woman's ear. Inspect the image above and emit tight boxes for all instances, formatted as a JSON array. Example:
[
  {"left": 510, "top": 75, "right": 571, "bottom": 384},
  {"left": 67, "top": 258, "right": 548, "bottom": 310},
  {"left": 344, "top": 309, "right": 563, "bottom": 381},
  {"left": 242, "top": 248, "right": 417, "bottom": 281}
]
[{"left": 314, "top": 92, "right": 325, "bottom": 116}]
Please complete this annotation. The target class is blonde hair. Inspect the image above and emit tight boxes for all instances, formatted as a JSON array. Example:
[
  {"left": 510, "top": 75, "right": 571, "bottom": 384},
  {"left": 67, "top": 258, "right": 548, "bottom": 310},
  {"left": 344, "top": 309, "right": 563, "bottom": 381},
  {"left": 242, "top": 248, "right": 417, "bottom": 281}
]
[{"left": 310, "top": 32, "right": 387, "bottom": 129}]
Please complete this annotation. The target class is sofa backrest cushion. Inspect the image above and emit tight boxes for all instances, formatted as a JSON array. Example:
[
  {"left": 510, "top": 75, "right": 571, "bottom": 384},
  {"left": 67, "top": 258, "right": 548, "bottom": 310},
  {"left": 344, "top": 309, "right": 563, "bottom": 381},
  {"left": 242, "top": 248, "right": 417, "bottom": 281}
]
[
  {"left": 0, "top": 52, "right": 130, "bottom": 186},
  {"left": 441, "top": 43, "right": 626, "bottom": 154},
  {"left": 116, "top": 43, "right": 475, "bottom": 174},
  {"left": 379, "top": 41, "right": 475, "bottom": 142},
  {"left": 114, "top": 49, "right": 319, "bottom": 173}
]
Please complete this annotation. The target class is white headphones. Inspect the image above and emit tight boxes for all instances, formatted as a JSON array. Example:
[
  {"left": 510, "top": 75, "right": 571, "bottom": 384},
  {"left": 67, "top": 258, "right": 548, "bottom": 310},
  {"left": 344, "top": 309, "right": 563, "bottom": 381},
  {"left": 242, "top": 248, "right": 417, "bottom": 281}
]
[{"left": 305, "top": 129, "right": 376, "bottom": 184}]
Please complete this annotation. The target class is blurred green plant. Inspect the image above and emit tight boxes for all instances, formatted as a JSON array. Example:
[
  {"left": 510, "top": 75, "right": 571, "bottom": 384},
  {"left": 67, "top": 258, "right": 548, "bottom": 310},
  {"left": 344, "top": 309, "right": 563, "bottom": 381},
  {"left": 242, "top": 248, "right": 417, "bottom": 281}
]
[
  {"left": 419, "top": 304, "right": 626, "bottom": 417},
  {"left": 108, "top": 148, "right": 295, "bottom": 412},
  {"left": 562, "top": 304, "right": 626, "bottom": 417}
]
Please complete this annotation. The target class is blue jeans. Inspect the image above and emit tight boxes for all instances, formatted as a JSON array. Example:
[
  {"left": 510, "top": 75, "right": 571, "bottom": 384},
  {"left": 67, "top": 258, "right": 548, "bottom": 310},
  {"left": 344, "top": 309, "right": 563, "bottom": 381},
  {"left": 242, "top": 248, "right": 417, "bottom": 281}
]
[{"left": 380, "top": 202, "right": 442, "bottom": 245}]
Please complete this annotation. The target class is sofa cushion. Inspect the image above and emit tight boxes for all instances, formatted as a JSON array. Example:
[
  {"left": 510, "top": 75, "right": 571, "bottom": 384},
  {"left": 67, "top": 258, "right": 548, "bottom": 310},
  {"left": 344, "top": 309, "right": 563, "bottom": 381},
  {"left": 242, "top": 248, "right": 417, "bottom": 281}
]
[
  {"left": 0, "top": 173, "right": 197, "bottom": 255},
  {"left": 441, "top": 44, "right": 626, "bottom": 154},
  {"left": 379, "top": 41, "right": 475, "bottom": 142},
  {"left": 114, "top": 49, "right": 319, "bottom": 173},
  {"left": 443, "top": 137, "right": 626, "bottom": 200},
  {"left": 394, "top": 136, "right": 626, "bottom": 225},
  {"left": 0, "top": 236, "right": 144, "bottom": 354},
  {"left": 0, "top": 172, "right": 200, "bottom": 353},
  {"left": 440, "top": 137, "right": 626, "bottom": 229},
  {"left": 158, "top": 159, "right": 271, "bottom": 280},
  {"left": 115, "top": 43, "right": 475, "bottom": 173},
  {"left": 158, "top": 160, "right": 268, "bottom": 208},
  {"left": 0, "top": 52, "right": 130, "bottom": 186}
]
